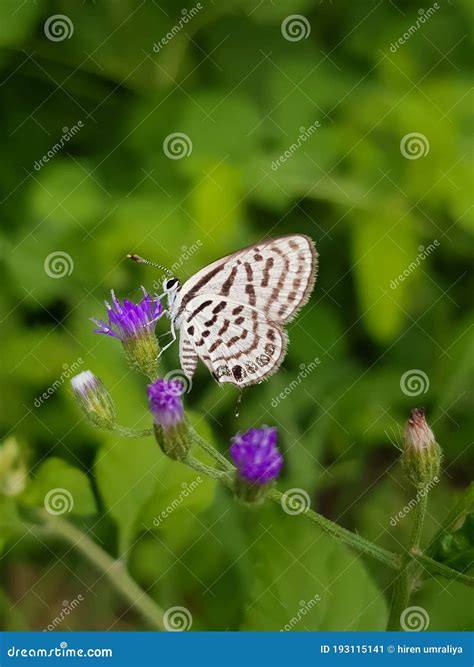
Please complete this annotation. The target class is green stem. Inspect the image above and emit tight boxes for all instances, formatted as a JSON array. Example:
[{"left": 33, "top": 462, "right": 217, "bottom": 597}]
[
  {"left": 34, "top": 511, "right": 164, "bottom": 630},
  {"left": 387, "top": 493, "right": 428, "bottom": 630},
  {"left": 113, "top": 425, "right": 153, "bottom": 439},
  {"left": 414, "top": 552, "right": 474, "bottom": 586},
  {"left": 189, "top": 428, "right": 234, "bottom": 471}
]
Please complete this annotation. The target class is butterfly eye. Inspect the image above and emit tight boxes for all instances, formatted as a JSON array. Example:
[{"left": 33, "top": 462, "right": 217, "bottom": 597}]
[{"left": 166, "top": 278, "right": 179, "bottom": 290}]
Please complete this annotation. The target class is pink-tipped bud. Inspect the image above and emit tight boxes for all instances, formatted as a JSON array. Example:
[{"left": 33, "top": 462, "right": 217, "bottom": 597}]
[{"left": 402, "top": 408, "right": 441, "bottom": 489}]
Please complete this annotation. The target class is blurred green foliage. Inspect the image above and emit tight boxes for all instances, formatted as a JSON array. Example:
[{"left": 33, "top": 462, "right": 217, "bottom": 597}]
[{"left": 0, "top": 0, "right": 472, "bottom": 631}]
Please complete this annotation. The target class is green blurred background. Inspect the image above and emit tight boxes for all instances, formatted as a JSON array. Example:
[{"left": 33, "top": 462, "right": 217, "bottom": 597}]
[{"left": 0, "top": 0, "right": 473, "bottom": 631}]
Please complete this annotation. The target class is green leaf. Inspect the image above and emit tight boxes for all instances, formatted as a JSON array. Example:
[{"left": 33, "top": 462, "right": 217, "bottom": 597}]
[
  {"left": 0, "top": 0, "right": 42, "bottom": 47},
  {"left": 20, "top": 458, "right": 96, "bottom": 517},
  {"left": 350, "top": 204, "right": 419, "bottom": 342},
  {"left": 242, "top": 506, "right": 386, "bottom": 630}
]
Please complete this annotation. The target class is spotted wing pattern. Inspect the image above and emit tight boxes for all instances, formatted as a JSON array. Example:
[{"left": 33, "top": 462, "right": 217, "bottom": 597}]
[
  {"left": 172, "top": 234, "right": 317, "bottom": 386},
  {"left": 179, "top": 296, "right": 287, "bottom": 386}
]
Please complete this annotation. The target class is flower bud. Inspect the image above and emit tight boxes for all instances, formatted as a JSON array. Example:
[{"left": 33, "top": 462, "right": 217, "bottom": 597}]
[
  {"left": 71, "top": 371, "right": 116, "bottom": 430},
  {"left": 402, "top": 408, "right": 442, "bottom": 489},
  {"left": 147, "top": 379, "right": 190, "bottom": 460},
  {"left": 91, "top": 288, "right": 162, "bottom": 378},
  {"left": 0, "top": 437, "right": 27, "bottom": 497},
  {"left": 230, "top": 426, "right": 283, "bottom": 503}
]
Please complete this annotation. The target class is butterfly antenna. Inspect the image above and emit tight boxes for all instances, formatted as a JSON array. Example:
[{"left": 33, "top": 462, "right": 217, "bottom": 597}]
[{"left": 127, "top": 253, "right": 173, "bottom": 277}]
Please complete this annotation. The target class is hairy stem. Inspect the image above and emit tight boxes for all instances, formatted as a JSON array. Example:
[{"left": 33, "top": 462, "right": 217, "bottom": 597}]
[
  {"left": 114, "top": 425, "right": 153, "bottom": 439},
  {"left": 34, "top": 510, "right": 164, "bottom": 630},
  {"left": 387, "top": 493, "right": 428, "bottom": 630}
]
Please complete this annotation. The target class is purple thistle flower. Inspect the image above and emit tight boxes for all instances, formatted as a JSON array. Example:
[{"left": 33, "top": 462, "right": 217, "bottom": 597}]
[
  {"left": 230, "top": 426, "right": 283, "bottom": 485},
  {"left": 148, "top": 378, "right": 185, "bottom": 431},
  {"left": 91, "top": 288, "right": 162, "bottom": 341}
]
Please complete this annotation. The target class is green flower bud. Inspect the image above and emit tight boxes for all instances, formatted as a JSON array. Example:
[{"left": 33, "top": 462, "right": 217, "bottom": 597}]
[
  {"left": 402, "top": 408, "right": 442, "bottom": 489},
  {"left": 0, "top": 437, "right": 27, "bottom": 497},
  {"left": 71, "top": 371, "right": 116, "bottom": 431},
  {"left": 147, "top": 379, "right": 191, "bottom": 460}
]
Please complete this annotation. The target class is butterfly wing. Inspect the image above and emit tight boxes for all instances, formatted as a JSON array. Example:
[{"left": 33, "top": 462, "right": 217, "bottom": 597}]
[
  {"left": 173, "top": 234, "right": 317, "bottom": 326},
  {"left": 178, "top": 295, "right": 287, "bottom": 386}
]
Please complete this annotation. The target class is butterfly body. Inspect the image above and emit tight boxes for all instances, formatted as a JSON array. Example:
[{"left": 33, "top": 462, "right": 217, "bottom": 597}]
[{"left": 162, "top": 234, "right": 317, "bottom": 387}]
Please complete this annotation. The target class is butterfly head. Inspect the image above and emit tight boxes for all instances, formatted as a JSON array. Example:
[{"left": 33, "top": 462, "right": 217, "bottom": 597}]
[{"left": 163, "top": 276, "right": 181, "bottom": 309}]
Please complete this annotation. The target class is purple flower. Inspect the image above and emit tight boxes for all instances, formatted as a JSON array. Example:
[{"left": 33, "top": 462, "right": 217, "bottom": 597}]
[
  {"left": 230, "top": 427, "right": 283, "bottom": 485},
  {"left": 91, "top": 288, "right": 162, "bottom": 341},
  {"left": 148, "top": 378, "right": 185, "bottom": 431}
]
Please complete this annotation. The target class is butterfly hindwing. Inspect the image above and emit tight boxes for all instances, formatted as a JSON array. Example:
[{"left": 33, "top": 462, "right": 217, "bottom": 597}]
[{"left": 178, "top": 295, "right": 287, "bottom": 386}]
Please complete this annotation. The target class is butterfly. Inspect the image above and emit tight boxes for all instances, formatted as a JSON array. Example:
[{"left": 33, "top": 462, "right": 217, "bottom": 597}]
[{"left": 131, "top": 235, "right": 317, "bottom": 387}]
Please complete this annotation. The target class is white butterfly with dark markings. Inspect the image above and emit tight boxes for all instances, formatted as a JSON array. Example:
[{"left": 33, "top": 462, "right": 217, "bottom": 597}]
[{"left": 131, "top": 235, "right": 317, "bottom": 387}]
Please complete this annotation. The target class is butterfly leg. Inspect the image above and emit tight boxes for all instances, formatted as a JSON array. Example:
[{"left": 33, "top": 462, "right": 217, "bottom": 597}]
[{"left": 157, "top": 318, "right": 177, "bottom": 357}]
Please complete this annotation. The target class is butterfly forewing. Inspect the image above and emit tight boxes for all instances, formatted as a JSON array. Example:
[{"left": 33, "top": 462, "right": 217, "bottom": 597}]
[{"left": 171, "top": 234, "right": 317, "bottom": 386}]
